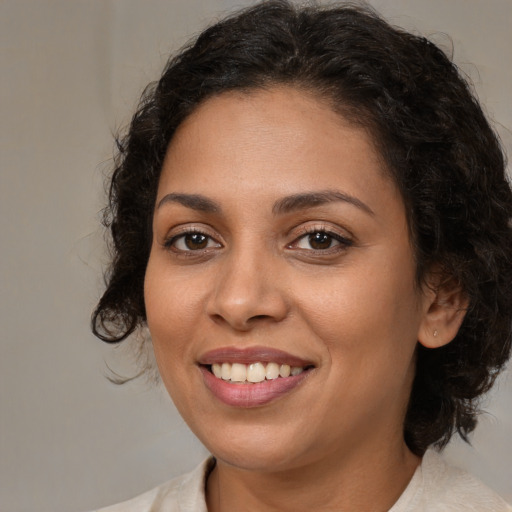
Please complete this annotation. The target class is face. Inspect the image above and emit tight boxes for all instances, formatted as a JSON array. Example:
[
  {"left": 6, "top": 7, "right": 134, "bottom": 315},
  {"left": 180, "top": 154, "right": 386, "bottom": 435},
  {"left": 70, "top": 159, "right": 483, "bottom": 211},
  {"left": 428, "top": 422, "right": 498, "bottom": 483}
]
[{"left": 144, "top": 87, "right": 433, "bottom": 472}]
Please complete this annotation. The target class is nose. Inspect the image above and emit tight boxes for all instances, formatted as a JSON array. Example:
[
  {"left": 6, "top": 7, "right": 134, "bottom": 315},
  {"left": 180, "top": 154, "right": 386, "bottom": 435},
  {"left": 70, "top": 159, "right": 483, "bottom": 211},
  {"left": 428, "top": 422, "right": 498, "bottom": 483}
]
[{"left": 206, "top": 247, "right": 289, "bottom": 331}]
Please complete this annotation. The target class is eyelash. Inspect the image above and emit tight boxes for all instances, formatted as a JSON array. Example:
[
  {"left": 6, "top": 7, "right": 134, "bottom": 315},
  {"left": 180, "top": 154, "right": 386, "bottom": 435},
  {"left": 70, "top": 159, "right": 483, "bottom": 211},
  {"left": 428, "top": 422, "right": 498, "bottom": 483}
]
[
  {"left": 289, "top": 225, "right": 353, "bottom": 253},
  {"left": 164, "top": 228, "right": 220, "bottom": 254},
  {"left": 163, "top": 225, "right": 353, "bottom": 255}
]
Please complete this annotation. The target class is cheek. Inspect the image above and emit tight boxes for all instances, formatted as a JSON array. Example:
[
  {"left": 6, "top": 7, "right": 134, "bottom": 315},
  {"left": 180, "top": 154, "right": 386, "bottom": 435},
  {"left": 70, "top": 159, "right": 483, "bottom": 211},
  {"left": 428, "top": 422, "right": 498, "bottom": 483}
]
[
  {"left": 144, "top": 261, "right": 220, "bottom": 422},
  {"left": 145, "top": 253, "right": 204, "bottom": 332},
  {"left": 145, "top": 279, "right": 198, "bottom": 414},
  {"left": 144, "top": 257, "right": 203, "bottom": 378},
  {"left": 295, "top": 253, "right": 421, "bottom": 373}
]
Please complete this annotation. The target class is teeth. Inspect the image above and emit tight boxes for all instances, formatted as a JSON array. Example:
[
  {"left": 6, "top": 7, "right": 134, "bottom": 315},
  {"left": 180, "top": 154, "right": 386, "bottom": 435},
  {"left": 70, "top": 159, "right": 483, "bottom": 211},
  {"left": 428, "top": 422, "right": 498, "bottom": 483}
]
[
  {"left": 265, "top": 362, "right": 280, "bottom": 380},
  {"left": 212, "top": 363, "right": 222, "bottom": 378},
  {"left": 209, "top": 362, "right": 307, "bottom": 383},
  {"left": 279, "top": 364, "right": 291, "bottom": 378},
  {"left": 247, "top": 362, "right": 266, "bottom": 383},
  {"left": 230, "top": 363, "right": 247, "bottom": 382},
  {"left": 221, "top": 362, "right": 231, "bottom": 380}
]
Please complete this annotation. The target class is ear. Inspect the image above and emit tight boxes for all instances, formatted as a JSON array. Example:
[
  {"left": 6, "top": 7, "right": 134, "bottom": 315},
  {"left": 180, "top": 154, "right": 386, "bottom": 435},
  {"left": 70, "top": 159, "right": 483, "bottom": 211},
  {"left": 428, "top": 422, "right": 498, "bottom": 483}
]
[{"left": 417, "top": 272, "right": 469, "bottom": 349}]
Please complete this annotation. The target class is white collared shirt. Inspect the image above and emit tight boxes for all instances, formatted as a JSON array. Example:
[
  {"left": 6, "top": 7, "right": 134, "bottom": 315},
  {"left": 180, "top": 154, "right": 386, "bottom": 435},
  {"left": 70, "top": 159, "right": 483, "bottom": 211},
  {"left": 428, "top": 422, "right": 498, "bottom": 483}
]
[{"left": 95, "top": 450, "right": 511, "bottom": 511}]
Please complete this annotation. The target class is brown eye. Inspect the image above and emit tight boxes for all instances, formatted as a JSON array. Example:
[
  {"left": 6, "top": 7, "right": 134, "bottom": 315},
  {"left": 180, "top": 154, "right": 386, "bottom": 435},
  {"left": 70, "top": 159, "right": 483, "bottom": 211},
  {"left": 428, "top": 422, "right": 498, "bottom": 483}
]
[
  {"left": 184, "top": 233, "right": 208, "bottom": 250},
  {"left": 308, "top": 232, "right": 333, "bottom": 250},
  {"left": 169, "top": 231, "right": 221, "bottom": 251},
  {"left": 291, "top": 229, "right": 352, "bottom": 252}
]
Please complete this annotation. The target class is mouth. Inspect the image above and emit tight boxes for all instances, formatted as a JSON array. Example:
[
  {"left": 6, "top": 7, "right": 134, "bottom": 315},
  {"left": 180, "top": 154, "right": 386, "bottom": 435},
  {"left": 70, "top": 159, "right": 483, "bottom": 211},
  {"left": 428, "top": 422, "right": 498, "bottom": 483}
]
[
  {"left": 198, "top": 347, "right": 315, "bottom": 407},
  {"left": 204, "top": 361, "right": 313, "bottom": 383}
]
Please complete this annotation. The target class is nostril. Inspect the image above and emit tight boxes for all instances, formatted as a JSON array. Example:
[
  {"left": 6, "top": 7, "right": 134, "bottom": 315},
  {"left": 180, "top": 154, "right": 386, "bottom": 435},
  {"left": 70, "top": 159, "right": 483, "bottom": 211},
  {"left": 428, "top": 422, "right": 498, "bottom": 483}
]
[
  {"left": 249, "top": 314, "right": 272, "bottom": 322},
  {"left": 206, "top": 274, "right": 289, "bottom": 329}
]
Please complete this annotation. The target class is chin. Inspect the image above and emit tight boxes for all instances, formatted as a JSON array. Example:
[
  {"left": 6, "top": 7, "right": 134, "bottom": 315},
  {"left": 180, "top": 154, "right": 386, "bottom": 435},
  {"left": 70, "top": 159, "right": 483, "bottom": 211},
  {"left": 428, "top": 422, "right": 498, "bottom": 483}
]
[
  {"left": 210, "top": 441, "right": 305, "bottom": 472},
  {"left": 189, "top": 417, "right": 317, "bottom": 472}
]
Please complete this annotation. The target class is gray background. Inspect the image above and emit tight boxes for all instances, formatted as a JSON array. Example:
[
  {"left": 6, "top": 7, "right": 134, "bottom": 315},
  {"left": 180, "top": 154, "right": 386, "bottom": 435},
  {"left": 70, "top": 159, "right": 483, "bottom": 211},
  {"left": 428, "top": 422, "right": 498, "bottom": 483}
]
[{"left": 1, "top": 1, "right": 511, "bottom": 511}]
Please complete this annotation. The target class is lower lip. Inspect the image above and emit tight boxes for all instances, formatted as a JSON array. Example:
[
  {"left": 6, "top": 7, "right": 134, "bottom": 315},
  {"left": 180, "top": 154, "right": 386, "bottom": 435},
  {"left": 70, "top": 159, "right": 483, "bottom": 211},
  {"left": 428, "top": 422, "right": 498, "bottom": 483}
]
[{"left": 200, "top": 366, "right": 311, "bottom": 408}]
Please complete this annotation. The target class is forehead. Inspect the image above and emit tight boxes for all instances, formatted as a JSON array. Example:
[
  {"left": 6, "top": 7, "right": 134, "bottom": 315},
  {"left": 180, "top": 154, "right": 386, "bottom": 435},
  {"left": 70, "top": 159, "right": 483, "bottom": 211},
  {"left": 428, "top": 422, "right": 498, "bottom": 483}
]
[{"left": 161, "top": 87, "right": 392, "bottom": 192}]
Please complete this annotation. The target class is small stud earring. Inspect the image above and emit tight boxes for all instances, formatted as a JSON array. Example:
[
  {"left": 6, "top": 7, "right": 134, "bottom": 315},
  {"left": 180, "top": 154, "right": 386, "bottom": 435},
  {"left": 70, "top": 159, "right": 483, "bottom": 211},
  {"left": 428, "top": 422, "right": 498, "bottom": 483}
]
[{"left": 433, "top": 329, "right": 438, "bottom": 337}]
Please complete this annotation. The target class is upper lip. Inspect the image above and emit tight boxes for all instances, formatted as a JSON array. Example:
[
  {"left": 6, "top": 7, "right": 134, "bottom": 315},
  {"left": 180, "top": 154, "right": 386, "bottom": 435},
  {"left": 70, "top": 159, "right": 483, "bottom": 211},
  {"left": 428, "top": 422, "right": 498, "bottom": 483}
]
[{"left": 198, "top": 346, "right": 315, "bottom": 367}]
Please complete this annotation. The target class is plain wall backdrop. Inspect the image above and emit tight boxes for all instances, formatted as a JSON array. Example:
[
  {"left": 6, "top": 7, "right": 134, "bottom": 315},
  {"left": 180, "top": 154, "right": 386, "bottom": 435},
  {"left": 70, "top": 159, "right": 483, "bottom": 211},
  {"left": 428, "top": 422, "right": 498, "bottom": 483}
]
[{"left": 1, "top": 1, "right": 511, "bottom": 510}]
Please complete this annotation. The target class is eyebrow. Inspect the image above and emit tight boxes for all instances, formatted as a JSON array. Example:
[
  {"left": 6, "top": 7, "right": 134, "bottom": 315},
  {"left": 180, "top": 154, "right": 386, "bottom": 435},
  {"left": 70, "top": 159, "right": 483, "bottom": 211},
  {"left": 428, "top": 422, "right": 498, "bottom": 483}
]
[
  {"left": 272, "top": 190, "right": 374, "bottom": 216},
  {"left": 157, "top": 193, "right": 221, "bottom": 213},
  {"left": 156, "top": 189, "right": 374, "bottom": 216}
]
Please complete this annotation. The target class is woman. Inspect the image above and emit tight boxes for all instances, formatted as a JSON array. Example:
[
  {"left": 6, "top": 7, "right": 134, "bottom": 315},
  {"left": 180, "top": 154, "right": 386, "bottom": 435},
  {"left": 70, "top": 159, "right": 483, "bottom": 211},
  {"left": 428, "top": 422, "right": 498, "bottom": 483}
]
[{"left": 92, "top": 1, "right": 512, "bottom": 510}]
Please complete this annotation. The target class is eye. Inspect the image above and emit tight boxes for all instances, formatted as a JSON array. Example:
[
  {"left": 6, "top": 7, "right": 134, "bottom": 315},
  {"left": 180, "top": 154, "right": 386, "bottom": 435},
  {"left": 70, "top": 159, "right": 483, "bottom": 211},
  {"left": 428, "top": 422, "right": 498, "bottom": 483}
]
[
  {"left": 298, "top": 231, "right": 337, "bottom": 250},
  {"left": 290, "top": 228, "right": 353, "bottom": 252},
  {"left": 166, "top": 231, "right": 221, "bottom": 252}
]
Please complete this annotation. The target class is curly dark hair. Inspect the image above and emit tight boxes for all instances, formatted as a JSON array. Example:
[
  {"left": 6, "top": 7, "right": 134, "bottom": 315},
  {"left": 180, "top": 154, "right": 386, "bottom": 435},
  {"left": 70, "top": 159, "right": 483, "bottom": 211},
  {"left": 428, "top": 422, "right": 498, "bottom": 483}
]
[{"left": 92, "top": 0, "right": 512, "bottom": 455}]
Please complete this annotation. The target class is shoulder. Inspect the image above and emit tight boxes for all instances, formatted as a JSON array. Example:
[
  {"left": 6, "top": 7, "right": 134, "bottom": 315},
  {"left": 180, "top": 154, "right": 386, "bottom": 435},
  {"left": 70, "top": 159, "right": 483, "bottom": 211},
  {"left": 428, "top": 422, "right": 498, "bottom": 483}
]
[
  {"left": 392, "top": 449, "right": 511, "bottom": 512},
  {"left": 94, "top": 458, "right": 214, "bottom": 512}
]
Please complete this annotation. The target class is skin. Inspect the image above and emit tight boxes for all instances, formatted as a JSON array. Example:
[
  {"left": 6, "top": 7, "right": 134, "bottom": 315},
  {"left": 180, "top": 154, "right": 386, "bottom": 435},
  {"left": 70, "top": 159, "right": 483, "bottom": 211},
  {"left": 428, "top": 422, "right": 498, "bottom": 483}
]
[{"left": 144, "top": 87, "right": 464, "bottom": 511}]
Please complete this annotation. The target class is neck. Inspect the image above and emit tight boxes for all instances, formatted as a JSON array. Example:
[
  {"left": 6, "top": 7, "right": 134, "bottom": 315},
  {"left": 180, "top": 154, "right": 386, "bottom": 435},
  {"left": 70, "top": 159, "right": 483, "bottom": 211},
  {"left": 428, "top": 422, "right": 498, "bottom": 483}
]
[{"left": 206, "top": 438, "right": 420, "bottom": 512}]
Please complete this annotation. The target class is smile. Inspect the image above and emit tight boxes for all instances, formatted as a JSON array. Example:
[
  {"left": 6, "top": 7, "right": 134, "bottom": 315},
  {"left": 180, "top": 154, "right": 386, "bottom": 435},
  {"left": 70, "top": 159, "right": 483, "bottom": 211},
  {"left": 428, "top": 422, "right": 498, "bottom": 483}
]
[
  {"left": 210, "top": 362, "right": 306, "bottom": 383},
  {"left": 198, "top": 347, "right": 315, "bottom": 407}
]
